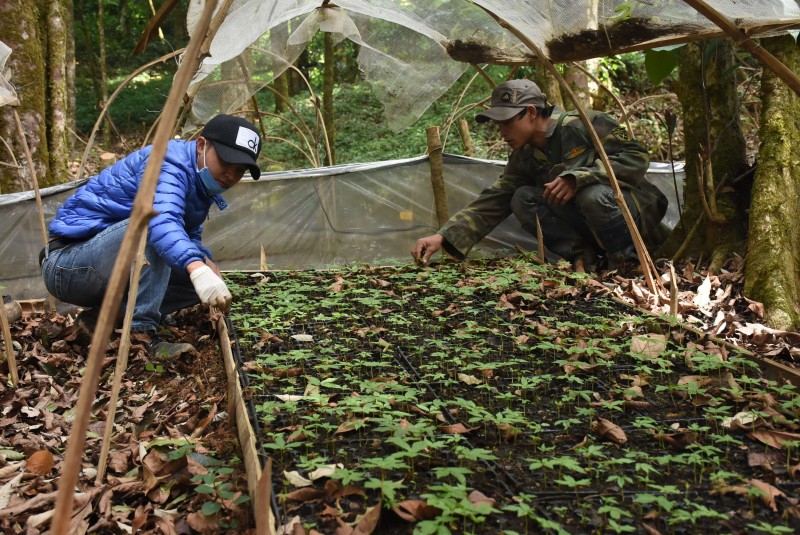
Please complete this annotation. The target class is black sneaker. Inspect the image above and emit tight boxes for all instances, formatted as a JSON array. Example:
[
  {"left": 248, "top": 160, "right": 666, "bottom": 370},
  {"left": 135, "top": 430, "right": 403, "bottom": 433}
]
[
  {"left": 75, "top": 308, "right": 100, "bottom": 337},
  {"left": 144, "top": 333, "right": 196, "bottom": 360}
]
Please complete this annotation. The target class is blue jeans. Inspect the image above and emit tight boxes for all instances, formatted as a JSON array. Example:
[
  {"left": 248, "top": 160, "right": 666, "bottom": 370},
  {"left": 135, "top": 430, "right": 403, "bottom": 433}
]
[
  {"left": 40, "top": 219, "right": 199, "bottom": 332},
  {"left": 510, "top": 183, "right": 641, "bottom": 265}
]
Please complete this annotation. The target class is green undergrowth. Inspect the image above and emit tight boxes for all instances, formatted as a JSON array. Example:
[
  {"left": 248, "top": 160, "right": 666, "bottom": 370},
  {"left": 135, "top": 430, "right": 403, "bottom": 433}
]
[{"left": 225, "top": 256, "right": 800, "bottom": 535}]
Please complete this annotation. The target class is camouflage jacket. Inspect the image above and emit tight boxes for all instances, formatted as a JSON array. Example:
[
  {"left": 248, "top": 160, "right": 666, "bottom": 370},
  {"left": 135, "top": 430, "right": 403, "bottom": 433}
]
[{"left": 439, "top": 109, "right": 657, "bottom": 259}]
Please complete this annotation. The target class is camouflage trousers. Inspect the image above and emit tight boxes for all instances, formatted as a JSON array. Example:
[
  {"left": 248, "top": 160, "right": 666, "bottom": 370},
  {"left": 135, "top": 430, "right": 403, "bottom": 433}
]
[{"left": 510, "top": 183, "right": 641, "bottom": 267}]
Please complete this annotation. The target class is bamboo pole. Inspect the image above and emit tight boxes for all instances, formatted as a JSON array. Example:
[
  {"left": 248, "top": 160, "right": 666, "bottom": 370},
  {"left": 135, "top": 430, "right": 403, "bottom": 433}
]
[
  {"left": 682, "top": 0, "right": 800, "bottom": 98},
  {"left": 0, "top": 297, "right": 18, "bottom": 387},
  {"left": 50, "top": 2, "right": 220, "bottom": 533},
  {"left": 425, "top": 126, "right": 449, "bottom": 227},
  {"left": 457, "top": 119, "right": 474, "bottom": 157},
  {"left": 12, "top": 109, "right": 57, "bottom": 313},
  {"left": 75, "top": 49, "right": 184, "bottom": 181},
  {"left": 94, "top": 234, "right": 148, "bottom": 485},
  {"left": 475, "top": 6, "right": 662, "bottom": 298}
]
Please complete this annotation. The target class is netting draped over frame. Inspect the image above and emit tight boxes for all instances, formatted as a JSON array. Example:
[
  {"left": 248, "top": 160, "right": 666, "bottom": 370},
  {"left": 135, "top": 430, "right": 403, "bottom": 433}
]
[
  {"left": 184, "top": 0, "right": 800, "bottom": 131},
  {"left": 0, "top": 41, "right": 19, "bottom": 108}
]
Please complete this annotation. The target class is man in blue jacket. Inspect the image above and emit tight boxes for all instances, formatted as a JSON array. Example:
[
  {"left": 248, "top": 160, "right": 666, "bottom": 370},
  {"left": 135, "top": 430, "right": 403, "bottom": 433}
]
[{"left": 40, "top": 114, "right": 262, "bottom": 359}]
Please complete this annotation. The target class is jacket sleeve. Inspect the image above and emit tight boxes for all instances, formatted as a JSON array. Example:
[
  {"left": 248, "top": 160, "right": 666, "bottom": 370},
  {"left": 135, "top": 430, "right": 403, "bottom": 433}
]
[
  {"left": 555, "top": 113, "right": 649, "bottom": 191},
  {"left": 147, "top": 160, "right": 207, "bottom": 271},
  {"left": 438, "top": 150, "right": 542, "bottom": 259}
]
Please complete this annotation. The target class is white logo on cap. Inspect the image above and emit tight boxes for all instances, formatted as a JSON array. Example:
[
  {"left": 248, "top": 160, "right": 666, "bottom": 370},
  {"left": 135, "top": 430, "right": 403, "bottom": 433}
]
[{"left": 235, "top": 126, "right": 259, "bottom": 155}]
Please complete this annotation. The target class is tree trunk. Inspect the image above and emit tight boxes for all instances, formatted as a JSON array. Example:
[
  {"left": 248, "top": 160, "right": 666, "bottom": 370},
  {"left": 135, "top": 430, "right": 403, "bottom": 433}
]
[
  {"left": 0, "top": 0, "right": 50, "bottom": 192},
  {"left": 531, "top": 66, "right": 563, "bottom": 109},
  {"left": 658, "top": 40, "right": 748, "bottom": 271},
  {"left": 98, "top": 0, "right": 109, "bottom": 145},
  {"left": 322, "top": 31, "right": 335, "bottom": 166},
  {"left": 47, "top": 0, "right": 70, "bottom": 183},
  {"left": 65, "top": 0, "right": 76, "bottom": 152},
  {"left": 745, "top": 35, "right": 800, "bottom": 330}
]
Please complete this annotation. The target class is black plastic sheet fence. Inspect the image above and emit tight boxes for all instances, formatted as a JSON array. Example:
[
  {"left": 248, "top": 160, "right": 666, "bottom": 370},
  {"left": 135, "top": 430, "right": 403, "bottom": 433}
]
[{"left": 0, "top": 155, "right": 683, "bottom": 300}]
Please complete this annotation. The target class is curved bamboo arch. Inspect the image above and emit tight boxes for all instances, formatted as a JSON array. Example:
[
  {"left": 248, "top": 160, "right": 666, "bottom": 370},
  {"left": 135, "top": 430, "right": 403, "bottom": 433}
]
[{"left": 75, "top": 48, "right": 185, "bottom": 182}]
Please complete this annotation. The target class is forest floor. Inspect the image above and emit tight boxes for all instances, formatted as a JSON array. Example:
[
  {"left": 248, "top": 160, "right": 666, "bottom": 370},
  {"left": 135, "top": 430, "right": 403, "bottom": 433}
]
[{"left": 1, "top": 255, "right": 799, "bottom": 534}]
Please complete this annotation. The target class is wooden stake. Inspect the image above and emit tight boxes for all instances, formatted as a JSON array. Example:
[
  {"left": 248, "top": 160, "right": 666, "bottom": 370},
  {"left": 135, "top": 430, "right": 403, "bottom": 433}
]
[
  {"left": 0, "top": 298, "right": 18, "bottom": 387},
  {"left": 535, "top": 213, "right": 545, "bottom": 265},
  {"left": 12, "top": 108, "right": 56, "bottom": 313},
  {"left": 256, "top": 458, "right": 273, "bottom": 535},
  {"left": 425, "top": 126, "right": 449, "bottom": 227},
  {"left": 457, "top": 119, "right": 474, "bottom": 157},
  {"left": 474, "top": 6, "right": 663, "bottom": 299},
  {"left": 95, "top": 233, "right": 148, "bottom": 485},
  {"left": 669, "top": 262, "right": 679, "bottom": 318},
  {"left": 50, "top": 2, "right": 220, "bottom": 533},
  {"left": 682, "top": 0, "right": 800, "bottom": 97}
]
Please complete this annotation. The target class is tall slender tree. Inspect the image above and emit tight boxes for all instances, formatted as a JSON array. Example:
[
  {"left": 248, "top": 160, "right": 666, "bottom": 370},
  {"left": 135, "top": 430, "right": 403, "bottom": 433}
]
[{"left": 745, "top": 35, "right": 800, "bottom": 330}]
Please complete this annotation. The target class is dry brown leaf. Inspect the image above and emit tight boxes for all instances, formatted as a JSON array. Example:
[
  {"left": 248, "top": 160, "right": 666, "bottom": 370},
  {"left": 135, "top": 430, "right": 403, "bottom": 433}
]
[
  {"left": 439, "top": 423, "right": 475, "bottom": 435},
  {"left": 352, "top": 504, "right": 381, "bottom": 534},
  {"left": 25, "top": 450, "right": 54, "bottom": 475},
  {"left": 591, "top": 418, "right": 627, "bottom": 445},
  {"left": 392, "top": 500, "right": 440, "bottom": 522},
  {"left": 750, "top": 429, "right": 800, "bottom": 450},
  {"left": 468, "top": 489, "right": 496, "bottom": 507},
  {"left": 750, "top": 479, "right": 785, "bottom": 512},
  {"left": 630, "top": 334, "right": 667, "bottom": 359}
]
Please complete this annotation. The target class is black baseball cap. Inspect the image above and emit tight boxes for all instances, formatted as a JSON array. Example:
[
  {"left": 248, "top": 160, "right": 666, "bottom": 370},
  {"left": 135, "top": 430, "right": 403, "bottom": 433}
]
[
  {"left": 476, "top": 79, "right": 549, "bottom": 123},
  {"left": 201, "top": 114, "right": 262, "bottom": 180}
]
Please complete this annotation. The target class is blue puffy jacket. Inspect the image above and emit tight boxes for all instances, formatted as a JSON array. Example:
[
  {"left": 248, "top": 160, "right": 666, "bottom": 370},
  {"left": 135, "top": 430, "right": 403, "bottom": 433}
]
[{"left": 48, "top": 139, "right": 228, "bottom": 271}]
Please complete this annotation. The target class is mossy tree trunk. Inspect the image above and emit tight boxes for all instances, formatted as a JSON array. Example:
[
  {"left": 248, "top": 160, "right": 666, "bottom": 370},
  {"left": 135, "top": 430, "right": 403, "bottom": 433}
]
[
  {"left": 744, "top": 35, "right": 800, "bottom": 330},
  {"left": 47, "top": 0, "right": 71, "bottom": 183},
  {"left": 0, "top": 0, "right": 51, "bottom": 193},
  {"left": 658, "top": 40, "right": 748, "bottom": 271}
]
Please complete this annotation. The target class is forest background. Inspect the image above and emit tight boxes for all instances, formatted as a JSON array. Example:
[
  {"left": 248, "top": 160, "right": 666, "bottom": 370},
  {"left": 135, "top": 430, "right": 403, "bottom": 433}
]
[{"left": 0, "top": 0, "right": 799, "bottom": 331}]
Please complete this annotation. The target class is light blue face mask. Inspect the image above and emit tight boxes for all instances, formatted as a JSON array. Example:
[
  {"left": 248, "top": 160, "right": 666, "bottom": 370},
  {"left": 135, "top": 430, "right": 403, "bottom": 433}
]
[{"left": 197, "top": 145, "right": 228, "bottom": 196}]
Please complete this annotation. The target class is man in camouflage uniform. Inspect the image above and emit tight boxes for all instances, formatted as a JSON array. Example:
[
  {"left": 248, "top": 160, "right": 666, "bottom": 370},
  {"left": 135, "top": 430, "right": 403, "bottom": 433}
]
[{"left": 411, "top": 79, "right": 667, "bottom": 272}]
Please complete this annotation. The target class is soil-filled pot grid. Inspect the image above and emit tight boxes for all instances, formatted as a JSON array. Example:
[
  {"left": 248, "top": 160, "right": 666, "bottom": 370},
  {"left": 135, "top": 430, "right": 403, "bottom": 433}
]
[{"left": 224, "top": 260, "right": 800, "bottom": 534}]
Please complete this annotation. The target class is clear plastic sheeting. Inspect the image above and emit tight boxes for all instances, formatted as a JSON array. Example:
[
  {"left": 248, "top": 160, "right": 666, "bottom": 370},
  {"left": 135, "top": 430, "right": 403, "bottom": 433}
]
[
  {"left": 0, "top": 40, "right": 18, "bottom": 107},
  {"left": 186, "top": 0, "right": 800, "bottom": 129},
  {"left": 0, "top": 155, "right": 684, "bottom": 300}
]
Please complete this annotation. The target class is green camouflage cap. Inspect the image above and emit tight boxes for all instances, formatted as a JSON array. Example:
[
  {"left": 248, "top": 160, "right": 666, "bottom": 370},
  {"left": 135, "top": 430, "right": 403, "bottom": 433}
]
[{"left": 476, "top": 79, "right": 548, "bottom": 123}]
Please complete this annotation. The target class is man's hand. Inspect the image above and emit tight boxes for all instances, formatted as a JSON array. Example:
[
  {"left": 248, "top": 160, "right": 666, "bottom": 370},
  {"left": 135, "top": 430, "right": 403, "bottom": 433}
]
[
  {"left": 205, "top": 257, "right": 222, "bottom": 278},
  {"left": 411, "top": 234, "right": 445, "bottom": 265},
  {"left": 189, "top": 265, "right": 232, "bottom": 311},
  {"left": 543, "top": 174, "right": 577, "bottom": 206}
]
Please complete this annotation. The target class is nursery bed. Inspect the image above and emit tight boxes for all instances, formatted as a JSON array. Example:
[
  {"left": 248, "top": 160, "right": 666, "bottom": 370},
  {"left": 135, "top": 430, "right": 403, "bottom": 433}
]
[{"left": 223, "top": 257, "right": 800, "bottom": 534}]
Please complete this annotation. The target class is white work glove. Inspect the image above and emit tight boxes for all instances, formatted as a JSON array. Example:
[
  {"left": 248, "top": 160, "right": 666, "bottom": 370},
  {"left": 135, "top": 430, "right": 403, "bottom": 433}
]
[{"left": 190, "top": 265, "right": 232, "bottom": 311}]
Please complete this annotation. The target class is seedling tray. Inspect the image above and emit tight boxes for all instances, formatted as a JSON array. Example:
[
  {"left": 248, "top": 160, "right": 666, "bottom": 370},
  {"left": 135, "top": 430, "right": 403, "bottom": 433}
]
[{"left": 224, "top": 258, "right": 800, "bottom": 534}]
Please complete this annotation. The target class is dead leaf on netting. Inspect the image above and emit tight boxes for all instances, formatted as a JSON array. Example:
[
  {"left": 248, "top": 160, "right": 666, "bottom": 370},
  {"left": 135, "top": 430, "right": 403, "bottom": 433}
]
[
  {"left": 748, "top": 451, "right": 783, "bottom": 469},
  {"left": 284, "top": 470, "right": 313, "bottom": 488},
  {"left": 651, "top": 430, "right": 698, "bottom": 450},
  {"left": 630, "top": 333, "right": 666, "bottom": 359},
  {"left": 392, "top": 499, "right": 441, "bottom": 522},
  {"left": 749, "top": 429, "right": 800, "bottom": 450},
  {"left": 347, "top": 503, "right": 381, "bottom": 535},
  {"left": 750, "top": 479, "right": 785, "bottom": 512},
  {"left": 25, "top": 450, "right": 54, "bottom": 475},
  {"left": 468, "top": 489, "right": 496, "bottom": 507},
  {"left": 439, "top": 423, "right": 476, "bottom": 435},
  {"left": 496, "top": 422, "right": 522, "bottom": 441},
  {"left": 328, "top": 276, "right": 345, "bottom": 293},
  {"left": 457, "top": 373, "right": 481, "bottom": 385},
  {"left": 335, "top": 418, "right": 367, "bottom": 434},
  {"left": 590, "top": 418, "right": 627, "bottom": 445}
]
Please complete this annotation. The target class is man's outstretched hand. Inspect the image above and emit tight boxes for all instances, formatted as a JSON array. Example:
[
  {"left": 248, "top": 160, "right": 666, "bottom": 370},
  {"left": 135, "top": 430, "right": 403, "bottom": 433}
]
[
  {"left": 411, "top": 234, "right": 445, "bottom": 265},
  {"left": 190, "top": 264, "right": 232, "bottom": 311}
]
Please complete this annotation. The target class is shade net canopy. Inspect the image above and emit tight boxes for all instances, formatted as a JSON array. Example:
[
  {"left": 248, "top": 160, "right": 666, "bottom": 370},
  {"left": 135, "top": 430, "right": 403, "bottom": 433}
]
[
  {"left": 0, "top": 155, "right": 683, "bottom": 300},
  {"left": 186, "top": 0, "right": 800, "bottom": 130}
]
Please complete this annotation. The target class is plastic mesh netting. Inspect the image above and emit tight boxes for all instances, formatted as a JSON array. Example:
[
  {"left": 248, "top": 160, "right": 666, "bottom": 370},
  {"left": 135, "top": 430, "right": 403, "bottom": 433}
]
[
  {"left": 0, "top": 155, "right": 683, "bottom": 300},
  {"left": 186, "top": 0, "right": 800, "bottom": 129}
]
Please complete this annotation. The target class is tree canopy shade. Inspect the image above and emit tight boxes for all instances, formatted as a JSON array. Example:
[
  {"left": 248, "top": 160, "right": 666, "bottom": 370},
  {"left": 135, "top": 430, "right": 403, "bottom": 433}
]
[{"left": 187, "top": 0, "right": 800, "bottom": 130}]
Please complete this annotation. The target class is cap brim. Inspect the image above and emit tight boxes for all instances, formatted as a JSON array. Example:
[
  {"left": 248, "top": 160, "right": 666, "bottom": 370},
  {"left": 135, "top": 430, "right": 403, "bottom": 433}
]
[
  {"left": 210, "top": 140, "right": 261, "bottom": 180},
  {"left": 475, "top": 106, "right": 525, "bottom": 124}
]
